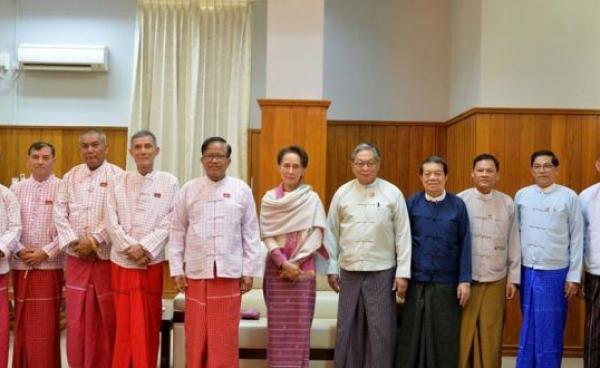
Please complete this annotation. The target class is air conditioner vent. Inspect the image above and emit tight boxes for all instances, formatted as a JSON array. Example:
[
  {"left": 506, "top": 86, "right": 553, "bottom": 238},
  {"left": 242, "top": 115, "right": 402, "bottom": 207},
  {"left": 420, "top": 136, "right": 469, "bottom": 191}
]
[{"left": 17, "top": 44, "right": 108, "bottom": 72}]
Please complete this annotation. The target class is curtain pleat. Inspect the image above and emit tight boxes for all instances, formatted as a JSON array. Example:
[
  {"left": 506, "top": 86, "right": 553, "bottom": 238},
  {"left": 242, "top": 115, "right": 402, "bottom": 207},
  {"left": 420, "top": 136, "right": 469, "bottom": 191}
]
[{"left": 129, "top": 0, "right": 251, "bottom": 182}]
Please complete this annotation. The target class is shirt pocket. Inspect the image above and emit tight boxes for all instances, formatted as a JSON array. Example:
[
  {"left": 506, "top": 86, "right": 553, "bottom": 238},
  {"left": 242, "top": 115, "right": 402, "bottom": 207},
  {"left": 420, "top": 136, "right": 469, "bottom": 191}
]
[{"left": 365, "top": 201, "right": 393, "bottom": 224}]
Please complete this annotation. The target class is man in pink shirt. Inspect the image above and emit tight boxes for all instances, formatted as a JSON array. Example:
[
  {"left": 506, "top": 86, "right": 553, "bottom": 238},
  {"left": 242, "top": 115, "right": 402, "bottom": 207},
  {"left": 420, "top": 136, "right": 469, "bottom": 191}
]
[
  {"left": 11, "top": 141, "right": 64, "bottom": 368},
  {"left": 54, "top": 128, "right": 124, "bottom": 368},
  {"left": 169, "top": 136, "right": 263, "bottom": 368},
  {"left": 106, "top": 130, "right": 178, "bottom": 368},
  {"left": 0, "top": 181, "right": 21, "bottom": 368}
]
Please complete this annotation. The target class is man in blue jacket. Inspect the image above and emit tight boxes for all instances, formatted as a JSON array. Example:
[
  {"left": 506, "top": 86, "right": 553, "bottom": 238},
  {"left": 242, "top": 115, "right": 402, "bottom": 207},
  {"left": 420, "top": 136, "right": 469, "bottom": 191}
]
[{"left": 396, "top": 155, "right": 471, "bottom": 368}]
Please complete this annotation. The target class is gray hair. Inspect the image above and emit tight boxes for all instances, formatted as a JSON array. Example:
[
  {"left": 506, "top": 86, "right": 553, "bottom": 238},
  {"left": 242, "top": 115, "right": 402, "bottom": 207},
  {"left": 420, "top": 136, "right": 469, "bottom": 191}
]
[
  {"left": 130, "top": 129, "right": 157, "bottom": 146},
  {"left": 350, "top": 142, "right": 381, "bottom": 162},
  {"left": 79, "top": 128, "right": 107, "bottom": 144}
]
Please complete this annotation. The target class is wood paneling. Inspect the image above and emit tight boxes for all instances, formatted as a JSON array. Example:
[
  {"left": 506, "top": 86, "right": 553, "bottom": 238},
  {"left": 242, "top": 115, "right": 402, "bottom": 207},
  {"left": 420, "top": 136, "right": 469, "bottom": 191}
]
[
  {"left": 248, "top": 128, "right": 261, "bottom": 207},
  {"left": 445, "top": 115, "right": 475, "bottom": 193},
  {"left": 256, "top": 99, "right": 330, "bottom": 204},
  {"left": 326, "top": 121, "right": 446, "bottom": 206},
  {"left": 248, "top": 107, "right": 600, "bottom": 357},
  {"left": 0, "top": 125, "right": 128, "bottom": 186},
  {"left": 447, "top": 108, "right": 600, "bottom": 356},
  {"left": 250, "top": 120, "right": 447, "bottom": 206},
  {"left": 447, "top": 109, "right": 600, "bottom": 196},
  {"left": 0, "top": 126, "right": 182, "bottom": 298}
]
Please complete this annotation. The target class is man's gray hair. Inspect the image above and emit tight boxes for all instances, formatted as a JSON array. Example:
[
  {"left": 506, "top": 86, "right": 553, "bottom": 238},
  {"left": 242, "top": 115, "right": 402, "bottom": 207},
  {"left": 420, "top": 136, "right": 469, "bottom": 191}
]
[
  {"left": 350, "top": 142, "right": 381, "bottom": 162},
  {"left": 79, "top": 128, "right": 107, "bottom": 144},
  {"left": 130, "top": 129, "right": 157, "bottom": 146}
]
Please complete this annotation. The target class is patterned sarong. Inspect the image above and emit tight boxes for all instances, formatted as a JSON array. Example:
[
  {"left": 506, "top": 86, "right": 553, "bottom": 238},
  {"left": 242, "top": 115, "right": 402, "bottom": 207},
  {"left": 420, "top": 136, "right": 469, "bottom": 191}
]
[
  {"left": 65, "top": 255, "right": 115, "bottom": 368},
  {"left": 0, "top": 274, "right": 8, "bottom": 368},
  {"left": 335, "top": 268, "right": 396, "bottom": 368},
  {"left": 516, "top": 266, "right": 568, "bottom": 368},
  {"left": 185, "top": 277, "right": 241, "bottom": 368},
  {"left": 584, "top": 272, "right": 600, "bottom": 368},
  {"left": 264, "top": 257, "right": 316, "bottom": 368},
  {"left": 12, "top": 269, "right": 63, "bottom": 368},
  {"left": 112, "top": 262, "right": 163, "bottom": 368}
]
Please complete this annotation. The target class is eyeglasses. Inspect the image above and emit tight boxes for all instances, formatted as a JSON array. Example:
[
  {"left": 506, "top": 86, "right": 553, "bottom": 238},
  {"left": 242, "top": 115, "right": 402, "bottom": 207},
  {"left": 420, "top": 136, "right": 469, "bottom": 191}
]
[
  {"left": 532, "top": 163, "right": 555, "bottom": 171},
  {"left": 202, "top": 154, "right": 228, "bottom": 161},
  {"left": 352, "top": 160, "right": 378, "bottom": 168}
]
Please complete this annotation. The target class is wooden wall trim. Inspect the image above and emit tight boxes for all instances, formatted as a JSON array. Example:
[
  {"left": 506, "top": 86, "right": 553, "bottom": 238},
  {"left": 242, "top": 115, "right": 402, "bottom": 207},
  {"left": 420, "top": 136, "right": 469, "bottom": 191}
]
[
  {"left": 253, "top": 120, "right": 446, "bottom": 129},
  {"left": 446, "top": 107, "right": 600, "bottom": 126},
  {"left": 257, "top": 99, "right": 331, "bottom": 108},
  {"left": 329, "top": 120, "right": 443, "bottom": 127}
]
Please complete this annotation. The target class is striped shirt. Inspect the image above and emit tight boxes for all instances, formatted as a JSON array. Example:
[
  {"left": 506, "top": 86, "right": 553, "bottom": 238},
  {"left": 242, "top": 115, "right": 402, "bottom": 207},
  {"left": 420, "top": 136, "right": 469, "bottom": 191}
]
[
  {"left": 169, "top": 176, "right": 263, "bottom": 279},
  {"left": 54, "top": 161, "right": 124, "bottom": 260},
  {"left": 0, "top": 184, "right": 21, "bottom": 274},
  {"left": 106, "top": 170, "right": 178, "bottom": 269},
  {"left": 11, "top": 175, "right": 64, "bottom": 270}
]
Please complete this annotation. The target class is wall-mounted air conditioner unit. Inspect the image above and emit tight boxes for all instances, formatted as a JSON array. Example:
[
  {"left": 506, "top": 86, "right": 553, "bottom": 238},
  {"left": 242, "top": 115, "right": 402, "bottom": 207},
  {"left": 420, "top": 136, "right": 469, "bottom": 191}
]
[{"left": 17, "top": 44, "right": 108, "bottom": 72}]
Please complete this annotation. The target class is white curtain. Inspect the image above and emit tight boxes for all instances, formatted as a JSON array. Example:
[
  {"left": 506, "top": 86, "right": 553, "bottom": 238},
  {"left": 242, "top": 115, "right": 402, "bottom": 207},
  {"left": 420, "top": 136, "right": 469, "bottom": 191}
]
[{"left": 129, "top": 0, "right": 251, "bottom": 182}]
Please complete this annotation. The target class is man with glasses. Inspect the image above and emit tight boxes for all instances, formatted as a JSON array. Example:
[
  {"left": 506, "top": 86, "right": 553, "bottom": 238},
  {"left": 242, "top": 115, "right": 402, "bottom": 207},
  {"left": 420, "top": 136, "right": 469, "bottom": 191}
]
[
  {"left": 54, "top": 128, "right": 124, "bottom": 368},
  {"left": 326, "top": 142, "right": 411, "bottom": 368},
  {"left": 396, "top": 155, "right": 471, "bottom": 368},
  {"left": 515, "top": 150, "right": 583, "bottom": 368},
  {"left": 169, "top": 136, "right": 262, "bottom": 368}
]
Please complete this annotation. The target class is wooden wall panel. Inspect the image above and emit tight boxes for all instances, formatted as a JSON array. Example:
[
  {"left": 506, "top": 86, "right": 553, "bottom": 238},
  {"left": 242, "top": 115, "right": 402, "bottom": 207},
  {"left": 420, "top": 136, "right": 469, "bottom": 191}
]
[
  {"left": 0, "top": 126, "right": 127, "bottom": 186},
  {"left": 325, "top": 121, "right": 447, "bottom": 207},
  {"left": 248, "top": 128, "right": 261, "bottom": 207},
  {"left": 256, "top": 100, "right": 330, "bottom": 204},
  {"left": 0, "top": 126, "right": 184, "bottom": 299},
  {"left": 249, "top": 108, "right": 600, "bottom": 357},
  {"left": 254, "top": 120, "right": 446, "bottom": 207},
  {"left": 447, "top": 108, "right": 600, "bottom": 356},
  {"left": 445, "top": 110, "right": 600, "bottom": 197},
  {"left": 445, "top": 115, "right": 475, "bottom": 193}
]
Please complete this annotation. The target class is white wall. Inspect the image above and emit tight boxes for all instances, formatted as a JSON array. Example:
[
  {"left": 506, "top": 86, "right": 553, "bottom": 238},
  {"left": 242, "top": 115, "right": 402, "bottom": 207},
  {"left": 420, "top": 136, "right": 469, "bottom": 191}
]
[
  {"left": 449, "top": 0, "right": 482, "bottom": 117},
  {"left": 3, "top": 0, "right": 599, "bottom": 127},
  {"left": 0, "top": 0, "right": 137, "bottom": 126},
  {"left": 323, "top": 0, "right": 451, "bottom": 122},
  {"left": 0, "top": 0, "right": 17, "bottom": 123},
  {"left": 480, "top": 0, "right": 600, "bottom": 108},
  {"left": 265, "top": 0, "right": 324, "bottom": 99}
]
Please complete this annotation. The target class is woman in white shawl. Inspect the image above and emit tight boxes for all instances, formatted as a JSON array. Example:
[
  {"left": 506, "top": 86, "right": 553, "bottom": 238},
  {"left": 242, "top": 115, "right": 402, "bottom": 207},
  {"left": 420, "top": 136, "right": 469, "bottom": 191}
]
[{"left": 260, "top": 145, "right": 328, "bottom": 368}]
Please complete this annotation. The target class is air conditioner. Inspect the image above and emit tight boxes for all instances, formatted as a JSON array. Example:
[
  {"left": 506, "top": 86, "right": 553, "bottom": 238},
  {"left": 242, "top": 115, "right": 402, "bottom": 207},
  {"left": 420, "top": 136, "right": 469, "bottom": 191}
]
[{"left": 17, "top": 44, "right": 108, "bottom": 72}]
